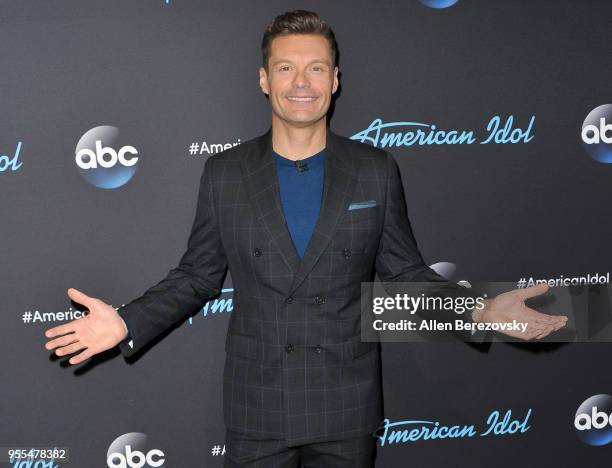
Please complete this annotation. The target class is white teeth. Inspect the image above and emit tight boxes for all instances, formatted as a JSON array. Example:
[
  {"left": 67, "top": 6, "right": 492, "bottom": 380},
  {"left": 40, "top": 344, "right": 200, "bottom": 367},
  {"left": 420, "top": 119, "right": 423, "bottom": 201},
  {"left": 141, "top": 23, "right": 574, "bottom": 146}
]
[{"left": 287, "top": 96, "right": 317, "bottom": 101}]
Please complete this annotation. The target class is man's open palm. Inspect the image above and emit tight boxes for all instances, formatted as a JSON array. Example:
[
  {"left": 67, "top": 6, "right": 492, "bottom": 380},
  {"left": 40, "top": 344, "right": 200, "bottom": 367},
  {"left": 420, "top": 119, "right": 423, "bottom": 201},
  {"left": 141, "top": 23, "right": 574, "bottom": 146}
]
[
  {"left": 44, "top": 288, "right": 128, "bottom": 365},
  {"left": 477, "top": 283, "right": 568, "bottom": 340}
]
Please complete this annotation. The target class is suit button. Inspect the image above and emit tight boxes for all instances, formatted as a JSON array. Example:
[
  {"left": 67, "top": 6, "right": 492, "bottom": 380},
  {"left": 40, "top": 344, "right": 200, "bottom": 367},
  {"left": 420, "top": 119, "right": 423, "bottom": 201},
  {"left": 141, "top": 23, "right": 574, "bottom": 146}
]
[
  {"left": 313, "top": 345, "right": 322, "bottom": 354},
  {"left": 252, "top": 248, "right": 262, "bottom": 257},
  {"left": 343, "top": 248, "right": 351, "bottom": 258},
  {"left": 285, "top": 296, "right": 294, "bottom": 304},
  {"left": 285, "top": 344, "right": 294, "bottom": 353},
  {"left": 314, "top": 296, "right": 325, "bottom": 305}
]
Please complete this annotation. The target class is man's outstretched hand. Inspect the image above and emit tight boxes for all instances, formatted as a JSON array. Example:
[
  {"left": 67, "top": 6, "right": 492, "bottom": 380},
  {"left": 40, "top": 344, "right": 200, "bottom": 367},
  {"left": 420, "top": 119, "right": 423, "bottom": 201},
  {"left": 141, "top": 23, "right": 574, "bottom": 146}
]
[
  {"left": 472, "top": 283, "right": 568, "bottom": 340},
  {"left": 44, "top": 288, "right": 129, "bottom": 365}
]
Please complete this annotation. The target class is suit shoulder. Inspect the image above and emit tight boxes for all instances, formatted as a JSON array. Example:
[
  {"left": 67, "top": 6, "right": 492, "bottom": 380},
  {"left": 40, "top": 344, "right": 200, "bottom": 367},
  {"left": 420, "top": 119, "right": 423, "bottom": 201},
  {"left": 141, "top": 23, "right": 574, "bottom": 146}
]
[
  {"left": 332, "top": 131, "right": 390, "bottom": 174},
  {"left": 205, "top": 134, "right": 259, "bottom": 166},
  {"left": 333, "top": 131, "right": 388, "bottom": 159}
]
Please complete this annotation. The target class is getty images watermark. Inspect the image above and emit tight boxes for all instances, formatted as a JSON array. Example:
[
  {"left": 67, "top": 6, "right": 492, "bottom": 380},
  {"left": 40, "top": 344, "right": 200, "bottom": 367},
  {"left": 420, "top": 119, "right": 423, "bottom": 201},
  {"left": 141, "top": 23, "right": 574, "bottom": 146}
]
[{"left": 360, "top": 281, "right": 612, "bottom": 343}]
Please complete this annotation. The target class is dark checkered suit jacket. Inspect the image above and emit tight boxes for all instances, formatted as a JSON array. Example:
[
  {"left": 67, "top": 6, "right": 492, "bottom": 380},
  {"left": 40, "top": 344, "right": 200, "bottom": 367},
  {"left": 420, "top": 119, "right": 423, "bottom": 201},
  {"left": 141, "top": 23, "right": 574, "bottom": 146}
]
[{"left": 116, "top": 126, "right": 484, "bottom": 446}]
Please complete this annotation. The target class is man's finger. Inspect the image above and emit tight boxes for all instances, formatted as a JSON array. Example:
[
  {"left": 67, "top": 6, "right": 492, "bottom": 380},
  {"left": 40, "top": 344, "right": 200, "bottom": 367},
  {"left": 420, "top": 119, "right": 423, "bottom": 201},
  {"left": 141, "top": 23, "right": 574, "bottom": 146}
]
[
  {"left": 69, "top": 349, "right": 92, "bottom": 365},
  {"left": 514, "top": 283, "right": 549, "bottom": 301},
  {"left": 529, "top": 325, "right": 546, "bottom": 338},
  {"left": 525, "top": 312, "right": 555, "bottom": 324},
  {"left": 524, "top": 308, "right": 567, "bottom": 324},
  {"left": 67, "top": 287, "right": 95, "bottom": 309},
  {"left": 519, "top": 324, "right": 542, "bottom": 340},
  {"left": 44, "top": 323, "right": 76, "bottom": 338},
  {"left": 532, "top": 316, "right": 567, "bottom": 327},
  {"left": 55, "top": 341, "right": 85, "bottom": 357},
  {"left": 45, "top": 334, "right": 78, "bottom": 350},
  {"left": 529, "top": 325, "right": 548, "bottom": 339},
  {"left": 534, "top": 324, "right": 555, "bottom": 339}
]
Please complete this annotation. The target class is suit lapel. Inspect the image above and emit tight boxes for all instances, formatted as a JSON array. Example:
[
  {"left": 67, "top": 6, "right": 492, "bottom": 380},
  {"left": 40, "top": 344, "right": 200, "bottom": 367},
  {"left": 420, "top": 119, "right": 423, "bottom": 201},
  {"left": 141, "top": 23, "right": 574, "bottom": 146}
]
[
  {"left": 241, "top": 127, "right": 302, "bottom": 275},
  {"left": 240, "top": 126, "right": 359, "bottom": 294}
]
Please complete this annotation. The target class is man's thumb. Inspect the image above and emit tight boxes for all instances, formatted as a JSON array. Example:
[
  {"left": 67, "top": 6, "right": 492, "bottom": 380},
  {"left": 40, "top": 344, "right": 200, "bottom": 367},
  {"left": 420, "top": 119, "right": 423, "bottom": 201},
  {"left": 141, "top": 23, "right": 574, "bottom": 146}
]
[
  {"left": 515, "top": 282, "right": 549, "bottom": 301},
  {"left": 67, "top": 287, "right": 94, "bottom": 307}
]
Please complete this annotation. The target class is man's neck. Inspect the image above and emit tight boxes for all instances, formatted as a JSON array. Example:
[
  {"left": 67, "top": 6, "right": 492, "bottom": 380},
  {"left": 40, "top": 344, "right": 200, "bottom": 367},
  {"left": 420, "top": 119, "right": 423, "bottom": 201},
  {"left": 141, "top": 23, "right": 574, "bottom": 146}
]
[{"left": 271, "top": 117, "right": 327, "bottom": 161}]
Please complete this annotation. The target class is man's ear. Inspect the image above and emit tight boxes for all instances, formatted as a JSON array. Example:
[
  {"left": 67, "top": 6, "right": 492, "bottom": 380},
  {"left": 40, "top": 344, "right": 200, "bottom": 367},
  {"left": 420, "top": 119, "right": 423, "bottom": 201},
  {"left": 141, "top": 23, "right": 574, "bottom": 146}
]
[
  {"left": 332, "top": 66, "right": 339, "bottom": 94},
  {"left": 259, "top": 67, "right": 269, "bottom": 95}
]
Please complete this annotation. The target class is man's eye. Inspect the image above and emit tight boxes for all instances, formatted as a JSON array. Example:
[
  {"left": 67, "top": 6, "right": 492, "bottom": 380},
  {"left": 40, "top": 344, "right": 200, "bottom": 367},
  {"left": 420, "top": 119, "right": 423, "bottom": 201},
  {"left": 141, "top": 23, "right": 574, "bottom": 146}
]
[
  {"left": 279, "top": 66, "right": 291, "bottom": 71},
  {"left": 312, "top": 67, "right": 322, "bottom": 71}
]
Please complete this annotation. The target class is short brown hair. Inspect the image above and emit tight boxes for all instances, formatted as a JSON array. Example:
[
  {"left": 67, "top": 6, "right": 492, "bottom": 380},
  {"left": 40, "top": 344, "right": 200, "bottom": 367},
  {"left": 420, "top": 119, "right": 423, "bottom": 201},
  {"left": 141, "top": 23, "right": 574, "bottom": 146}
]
[{"left": 261, "top": 10, "right": 338, "bottom": 71}]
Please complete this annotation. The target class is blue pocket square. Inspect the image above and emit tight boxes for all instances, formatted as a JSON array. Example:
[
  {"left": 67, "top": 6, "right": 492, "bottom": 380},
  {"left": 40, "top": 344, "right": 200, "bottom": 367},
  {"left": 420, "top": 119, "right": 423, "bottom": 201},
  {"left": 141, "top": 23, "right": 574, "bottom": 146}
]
[{"left": 348, "top": 199, "right": 377, "bottom": 211}]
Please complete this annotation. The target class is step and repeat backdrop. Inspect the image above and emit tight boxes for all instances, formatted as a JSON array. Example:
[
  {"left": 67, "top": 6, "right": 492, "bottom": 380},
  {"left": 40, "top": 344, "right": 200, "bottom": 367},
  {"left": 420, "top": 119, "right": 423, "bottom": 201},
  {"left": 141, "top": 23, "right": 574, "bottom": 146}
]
[{"left": 2, "top": 0, "right": 611, "bottom": 466}]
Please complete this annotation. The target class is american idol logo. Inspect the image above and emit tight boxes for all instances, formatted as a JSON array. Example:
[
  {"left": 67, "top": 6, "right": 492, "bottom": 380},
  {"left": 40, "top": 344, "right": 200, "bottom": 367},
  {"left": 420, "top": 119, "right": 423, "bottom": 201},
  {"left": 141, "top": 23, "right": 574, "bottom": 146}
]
[
  {"left": 186, "top": 288, "right": 234, "bottom": 326},
  {"left": 350, "top": 115, "right": 535, "bottom": 150},
  {"left": 107, "top": 432, "right": 165, "bottom": 468},
  {"left": 574, "top": 394, "right": 612, "bottom": 446},
  {"left": 1, "top": 141, "right": 23, "bottom": 173},
  {"left": 75, "top": 126, "right": 139, "bottom": 189},
  {"left": 376, "top": 408, "right": 531, "bottom": 446},
  {"left": 581, "top": 104, "right": 612, "bottom": 163},
  {"left": 419, "top": 0, "right": 459, "bottom": 8}
]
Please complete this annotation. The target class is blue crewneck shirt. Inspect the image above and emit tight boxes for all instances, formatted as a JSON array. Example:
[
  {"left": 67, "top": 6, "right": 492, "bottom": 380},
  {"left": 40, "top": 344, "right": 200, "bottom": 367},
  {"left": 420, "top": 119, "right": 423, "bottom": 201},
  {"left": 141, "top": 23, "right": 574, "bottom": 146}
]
[{"left": 273, "top": 148, "right": 326, "bottom": 258}]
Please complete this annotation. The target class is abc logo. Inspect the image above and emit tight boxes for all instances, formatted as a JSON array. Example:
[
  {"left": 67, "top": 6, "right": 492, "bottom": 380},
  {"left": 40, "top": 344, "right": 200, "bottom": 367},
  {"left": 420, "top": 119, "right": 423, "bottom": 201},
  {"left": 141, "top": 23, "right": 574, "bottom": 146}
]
[
  {"left": 419, "top": 0, "right": 460, "bottom": 8},
  {"left": 76, "top": 140, "right": 138, "bottom": 169},
  {"left": 107, "top": 445, "right": 164, "bottom": 468},
  {"left": 75, "top": 125, "right": 140, "bottom": 189},
  {"left": 576, "top": 407, "right": 612, "bottom": 430},
  {"left": 574, "top": 394, "right": 612, "bottom": 446},
  {"left": 107, "top": 433, "right": 165, "bottom": 468},
  {"left": 581, "top": 104, "right": 612, "bottom": 163}
]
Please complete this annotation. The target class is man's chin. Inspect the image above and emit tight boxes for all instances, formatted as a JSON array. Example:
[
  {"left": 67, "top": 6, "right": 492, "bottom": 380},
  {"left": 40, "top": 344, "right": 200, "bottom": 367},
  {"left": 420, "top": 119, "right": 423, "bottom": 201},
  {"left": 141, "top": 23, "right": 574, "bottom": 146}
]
[{"left": 276, "top": 112, "right": 326, "bottom": 127}]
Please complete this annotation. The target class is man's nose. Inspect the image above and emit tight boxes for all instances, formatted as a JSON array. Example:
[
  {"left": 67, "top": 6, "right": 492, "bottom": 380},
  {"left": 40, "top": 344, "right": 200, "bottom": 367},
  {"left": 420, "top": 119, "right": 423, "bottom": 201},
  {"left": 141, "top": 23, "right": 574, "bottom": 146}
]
[{"left": 292, "top": 68, "right": 310, "bottom": 88}]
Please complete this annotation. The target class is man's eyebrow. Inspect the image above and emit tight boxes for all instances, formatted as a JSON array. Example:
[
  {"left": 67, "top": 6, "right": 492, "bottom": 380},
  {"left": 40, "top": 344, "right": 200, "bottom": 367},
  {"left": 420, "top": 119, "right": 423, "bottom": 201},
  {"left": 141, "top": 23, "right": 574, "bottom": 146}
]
[{"left": 270, "top": 59, "right": 332, "bottom": 67}]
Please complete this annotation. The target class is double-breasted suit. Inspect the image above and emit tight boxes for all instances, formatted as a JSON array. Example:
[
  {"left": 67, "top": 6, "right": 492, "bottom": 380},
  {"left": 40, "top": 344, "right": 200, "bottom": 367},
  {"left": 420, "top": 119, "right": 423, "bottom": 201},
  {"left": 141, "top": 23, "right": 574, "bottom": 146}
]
[{"left": 117, "top": 126, "right": 483, "bottom": 446}]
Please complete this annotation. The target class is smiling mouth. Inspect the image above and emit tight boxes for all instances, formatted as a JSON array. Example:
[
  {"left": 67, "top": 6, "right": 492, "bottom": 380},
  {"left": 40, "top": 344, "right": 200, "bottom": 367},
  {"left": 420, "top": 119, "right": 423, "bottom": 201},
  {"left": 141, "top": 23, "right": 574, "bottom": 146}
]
[{"left": 286, "top": 96, "right": 318, "bottom": 102}]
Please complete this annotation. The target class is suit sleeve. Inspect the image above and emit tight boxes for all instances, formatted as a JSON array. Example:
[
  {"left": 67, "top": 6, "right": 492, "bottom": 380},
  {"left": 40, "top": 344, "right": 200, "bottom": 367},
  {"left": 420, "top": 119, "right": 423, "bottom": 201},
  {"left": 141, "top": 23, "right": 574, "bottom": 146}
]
[
  {"left": 116, "top": 156, "right": 229, "bottom": 357},
  {"left": 374, "top": 151, "right": 489, "bottom": 343}
]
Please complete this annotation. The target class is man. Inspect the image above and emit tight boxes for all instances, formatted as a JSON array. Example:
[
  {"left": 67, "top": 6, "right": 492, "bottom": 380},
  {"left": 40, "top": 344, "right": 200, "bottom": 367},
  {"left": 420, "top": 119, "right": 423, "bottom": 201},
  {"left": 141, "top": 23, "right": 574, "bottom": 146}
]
[{"left": 44, "top": 10, "right": 567, "bottom": 467}]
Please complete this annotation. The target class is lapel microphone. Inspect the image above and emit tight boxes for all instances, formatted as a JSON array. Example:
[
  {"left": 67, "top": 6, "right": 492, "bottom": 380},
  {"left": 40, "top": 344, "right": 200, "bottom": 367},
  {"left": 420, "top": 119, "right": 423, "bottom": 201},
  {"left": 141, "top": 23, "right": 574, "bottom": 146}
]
[{"left": 294, "top": 159, "right": 309, "bottom": 173}]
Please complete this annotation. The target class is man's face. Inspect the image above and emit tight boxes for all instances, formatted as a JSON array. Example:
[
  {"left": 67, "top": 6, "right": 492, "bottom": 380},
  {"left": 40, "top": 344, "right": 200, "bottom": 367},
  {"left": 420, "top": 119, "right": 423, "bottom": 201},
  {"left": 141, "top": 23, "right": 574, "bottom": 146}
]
[{"left": 259, "top": 34, "right": 339, "bottom": 128}]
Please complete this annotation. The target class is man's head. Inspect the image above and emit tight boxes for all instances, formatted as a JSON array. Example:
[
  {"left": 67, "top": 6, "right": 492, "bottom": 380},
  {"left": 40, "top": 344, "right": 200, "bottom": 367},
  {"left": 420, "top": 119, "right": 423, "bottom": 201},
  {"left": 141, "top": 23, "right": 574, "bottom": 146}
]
[{"left": 259, "top": 10, "right": 339, "bottom": 128}]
